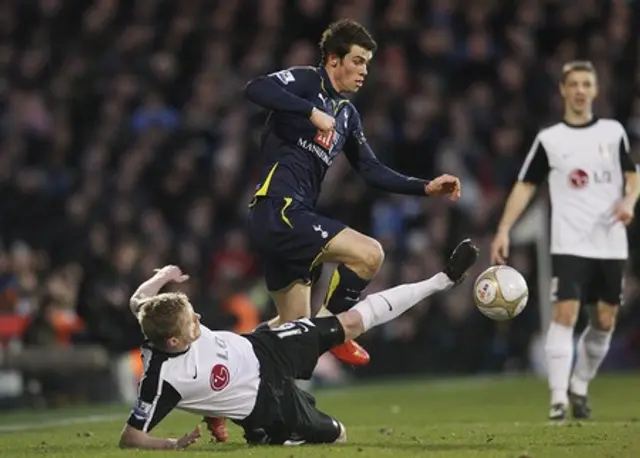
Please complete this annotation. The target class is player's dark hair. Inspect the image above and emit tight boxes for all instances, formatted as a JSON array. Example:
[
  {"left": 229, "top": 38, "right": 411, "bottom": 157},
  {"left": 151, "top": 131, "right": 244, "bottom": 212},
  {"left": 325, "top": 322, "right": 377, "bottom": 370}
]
[
  {"left": 561, "top": 60, "right": 597, "bottom": 83},
  {"left": 319, "top": 19, "right": 377, "bottom": 64}
]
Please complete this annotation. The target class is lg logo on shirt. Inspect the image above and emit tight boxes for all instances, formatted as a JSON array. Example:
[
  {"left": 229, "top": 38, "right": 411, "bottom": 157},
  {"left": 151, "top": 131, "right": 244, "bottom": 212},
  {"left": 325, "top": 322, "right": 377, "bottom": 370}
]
[
  {"left": 210, "top": 364, "right": 230, "bottom": 391},
  {"left": 568, "top": 169, "right": 612, "bottom": 189},
  {"left": 568, "top": 169, "right": 589, "bottom": 189}
]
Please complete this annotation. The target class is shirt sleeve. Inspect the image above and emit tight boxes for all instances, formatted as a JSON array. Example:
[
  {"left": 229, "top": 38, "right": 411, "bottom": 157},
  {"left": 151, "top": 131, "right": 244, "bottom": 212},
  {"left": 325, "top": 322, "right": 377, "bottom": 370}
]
[
  {"left": 244, "top": 67, "right": 317, "bottom": 116},
  {"left": 518, "top": 134, "right": 550, "bottom": 184},
  {"left": 343, "top": 111, "right": 429, "bottom": 195},
  {"left": 126, "top": 354, "right": 181, "bottom": 433},
  {"left": 619, "top": 129, "right": 637, "bottom": 172}
]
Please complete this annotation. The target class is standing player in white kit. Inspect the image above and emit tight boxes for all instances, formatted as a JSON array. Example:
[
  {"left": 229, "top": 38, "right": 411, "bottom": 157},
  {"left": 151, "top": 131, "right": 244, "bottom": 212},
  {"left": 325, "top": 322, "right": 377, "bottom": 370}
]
[
  {"left": 119, "top": 238, "right": 478, "bottom": 450},
  {"left": 491, "top": 61, "right": 639, "bottom": 420}
]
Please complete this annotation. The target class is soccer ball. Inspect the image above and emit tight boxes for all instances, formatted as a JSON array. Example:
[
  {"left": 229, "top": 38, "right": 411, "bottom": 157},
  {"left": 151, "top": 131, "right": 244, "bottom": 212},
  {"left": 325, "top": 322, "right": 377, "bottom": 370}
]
[{"left": 473, "top": 265, "right": 529, "bottom": 321}]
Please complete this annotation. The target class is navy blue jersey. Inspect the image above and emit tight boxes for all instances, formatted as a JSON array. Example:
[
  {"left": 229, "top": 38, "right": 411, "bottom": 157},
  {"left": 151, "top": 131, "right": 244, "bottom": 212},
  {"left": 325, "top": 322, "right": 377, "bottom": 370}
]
[{"left": 245, "top": 66, "right": 429, "bottom": 208}]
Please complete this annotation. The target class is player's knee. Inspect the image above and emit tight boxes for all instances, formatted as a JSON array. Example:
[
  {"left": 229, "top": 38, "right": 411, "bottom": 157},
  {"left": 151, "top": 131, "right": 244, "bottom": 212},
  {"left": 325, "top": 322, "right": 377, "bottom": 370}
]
[
  {"left": 592, "top": 302, "right": 617, "bottom": 332},
  {"left": 354, "top": 239, "right": 384, "bottom": 278},
  {"left": 553, "top": 300, "right": 579, "bottom": 327},
  {"left": 280, "top": 304, "right": 310, "bottom": 322}
]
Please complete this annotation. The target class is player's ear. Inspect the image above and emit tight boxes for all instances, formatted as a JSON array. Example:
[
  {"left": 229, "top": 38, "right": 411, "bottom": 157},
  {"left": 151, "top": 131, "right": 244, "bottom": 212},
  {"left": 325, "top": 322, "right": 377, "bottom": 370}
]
[
  {"left": 558, "top": 82, "right": 566, "bottom": 98},
  {"left": 166, "top": 336, "right": 180, "bottom": 349}
]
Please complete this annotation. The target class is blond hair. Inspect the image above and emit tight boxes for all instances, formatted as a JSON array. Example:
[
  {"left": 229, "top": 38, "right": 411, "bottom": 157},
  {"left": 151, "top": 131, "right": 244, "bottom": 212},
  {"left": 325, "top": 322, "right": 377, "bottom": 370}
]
[
  {"left": 137, "top": 292, "right": 190, "bottom": 346},
  {"left": 562, "top": 60, "right": 597, "bottom": 83}
]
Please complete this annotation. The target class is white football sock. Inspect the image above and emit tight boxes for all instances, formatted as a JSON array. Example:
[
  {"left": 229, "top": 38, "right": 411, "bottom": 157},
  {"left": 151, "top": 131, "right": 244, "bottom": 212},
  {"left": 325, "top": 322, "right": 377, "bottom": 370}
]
[
  {"left": 352, "top": 273, "right": 453, "bottom": 332},
  {"left": 570, "top": 326, "right": 612, "bottom": 396},
  {"left": 544, "top": 321, "right": 575, "bottom": 406}
]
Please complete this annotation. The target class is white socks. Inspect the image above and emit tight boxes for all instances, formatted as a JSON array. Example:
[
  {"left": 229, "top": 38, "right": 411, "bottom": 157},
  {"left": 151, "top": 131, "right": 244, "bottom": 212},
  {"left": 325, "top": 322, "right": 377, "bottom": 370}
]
[
  {"left": 570, "top": 326, "right": 612, "bottom": 396},
  {"left": 545, "top": 321, "right": 613, "bottom": 404},
  {"left": 352, "top": 273, "right": 453, "bottom": 332},
  {"left": 544, "top": 321, "right": 574, "bottom": 405}
]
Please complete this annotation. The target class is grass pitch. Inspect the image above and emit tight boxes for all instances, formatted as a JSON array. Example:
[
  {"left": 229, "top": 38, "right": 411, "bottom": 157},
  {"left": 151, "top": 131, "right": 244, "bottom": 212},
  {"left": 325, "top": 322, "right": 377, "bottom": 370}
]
[{"left": 0, "top": 373, "right": 639, "bottom": 457}]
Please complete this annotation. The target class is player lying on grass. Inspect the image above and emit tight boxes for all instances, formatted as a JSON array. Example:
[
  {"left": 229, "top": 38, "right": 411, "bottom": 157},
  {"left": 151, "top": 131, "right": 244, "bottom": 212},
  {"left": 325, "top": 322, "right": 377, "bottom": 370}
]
[{"left": 118, "top": 239, "right": 479, "bottom": 450}]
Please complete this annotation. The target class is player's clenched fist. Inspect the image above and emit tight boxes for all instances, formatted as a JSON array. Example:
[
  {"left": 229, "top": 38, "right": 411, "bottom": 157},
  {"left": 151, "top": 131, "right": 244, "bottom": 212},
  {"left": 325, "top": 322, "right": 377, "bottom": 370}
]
[
  {"left": 425, "top": 174, "right": 461, "bottom": 201},
  {"left": 310, "top": 107, "right": 336, "bottom": 132}
]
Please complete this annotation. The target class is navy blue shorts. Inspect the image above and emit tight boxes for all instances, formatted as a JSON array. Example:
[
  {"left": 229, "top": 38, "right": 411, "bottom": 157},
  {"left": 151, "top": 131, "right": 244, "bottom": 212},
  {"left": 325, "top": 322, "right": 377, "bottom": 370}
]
[{"left": 247, "top": 197, "right": 346, "bottom": 292}]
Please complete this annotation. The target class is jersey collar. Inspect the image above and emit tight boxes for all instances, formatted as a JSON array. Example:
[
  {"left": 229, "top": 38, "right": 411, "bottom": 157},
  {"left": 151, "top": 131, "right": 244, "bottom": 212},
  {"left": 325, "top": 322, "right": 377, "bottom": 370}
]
[
  {"left": 318, "top": 66, "right": 348, "bottom": 100},
  {"left": 562, "top": 117, "right": 598, "bottom": 128},
  {"left": 143, "top": 341, "right": 190, "bottom": 357}
]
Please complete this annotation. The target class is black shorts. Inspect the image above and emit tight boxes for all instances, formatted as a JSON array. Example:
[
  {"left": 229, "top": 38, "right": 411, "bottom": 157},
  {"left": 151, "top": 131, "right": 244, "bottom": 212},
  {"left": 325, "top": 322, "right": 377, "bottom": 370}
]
[
  {"left": 247, "top": 197, "right": 346, "bottom": 291},
  {"left": 551, "top": 255, "right": 625, "bottom": 305},
  {"left": 236, "top": 317, "right": 346, "bottom": 444}
]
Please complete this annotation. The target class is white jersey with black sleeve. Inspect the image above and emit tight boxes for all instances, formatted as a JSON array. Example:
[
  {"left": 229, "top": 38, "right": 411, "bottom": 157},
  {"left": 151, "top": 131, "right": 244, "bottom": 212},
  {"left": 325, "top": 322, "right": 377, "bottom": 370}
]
[
  {"left": 127, "top": 324, "right": 260, "bottom": 433},
  {"left": 518, "top": 118, "right": 636, "bottom": 260}
]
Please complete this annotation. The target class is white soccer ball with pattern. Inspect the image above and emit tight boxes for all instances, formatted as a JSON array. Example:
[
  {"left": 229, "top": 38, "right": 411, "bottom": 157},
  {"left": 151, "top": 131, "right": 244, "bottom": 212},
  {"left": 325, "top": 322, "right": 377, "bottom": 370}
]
[{"left": 473, "top": 265, "right": 529, "bottom": 321}]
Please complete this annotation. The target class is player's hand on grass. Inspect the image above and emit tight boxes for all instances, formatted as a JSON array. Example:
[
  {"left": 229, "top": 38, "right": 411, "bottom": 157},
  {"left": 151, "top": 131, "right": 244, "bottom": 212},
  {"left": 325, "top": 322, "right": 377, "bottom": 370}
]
[
  {"left": 425, "top": 174, "right": 461, "bottom": 201},
  {"left": 153, "top": 265, "right": 190, "bottom": 284},
  {"left": 613, "top": 198, "right": 635, "bottom": 225},
  {"left": 175, "top": 425, "right": 201, "bottom": 450},
  {"left": 310, "top": 107, "right": 335, "bottom": 132},
  {"left": 490, "top": 230, "right": 510, "bottom": 265}
]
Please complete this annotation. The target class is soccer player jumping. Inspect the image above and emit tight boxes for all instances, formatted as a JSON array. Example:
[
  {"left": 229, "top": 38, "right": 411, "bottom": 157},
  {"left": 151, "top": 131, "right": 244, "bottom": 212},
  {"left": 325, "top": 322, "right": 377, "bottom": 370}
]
[
  {"left": 491, "top": 61, "right": 639, "bottom": 420},
  {"left": 243, "top": 19, "right": 461, "bottom": 367}
]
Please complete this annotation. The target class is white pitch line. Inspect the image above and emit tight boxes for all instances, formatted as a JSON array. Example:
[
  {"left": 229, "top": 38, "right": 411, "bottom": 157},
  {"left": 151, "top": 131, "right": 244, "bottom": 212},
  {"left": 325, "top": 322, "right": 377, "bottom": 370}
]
[
  {"left": 0, "top": 413, "right": 123, "bottom": 433},
  {"left": 347, "top": 420, "right": 640, "bottom": 430}
]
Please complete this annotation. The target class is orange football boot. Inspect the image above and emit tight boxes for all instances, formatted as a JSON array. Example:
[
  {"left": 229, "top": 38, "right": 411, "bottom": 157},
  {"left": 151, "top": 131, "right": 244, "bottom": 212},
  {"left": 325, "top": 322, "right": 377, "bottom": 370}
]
[
  {"left": 330, "top": 340, "right": 370, "bottom": 366},
  {"left": 203, "top": 417, "right": 228, "bottom": 442}
]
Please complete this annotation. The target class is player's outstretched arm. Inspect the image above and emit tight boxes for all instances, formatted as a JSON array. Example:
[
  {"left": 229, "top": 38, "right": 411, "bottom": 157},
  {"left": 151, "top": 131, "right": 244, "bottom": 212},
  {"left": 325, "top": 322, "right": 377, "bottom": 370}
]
[
  {"left": 119, "top": 423, "right": 201, "bottom": 450},
  {"left": 129, "top": 265, "right": 189, "bottom": 315},
  {"left": 342, "top": 117, "right": 455, "bottom": 197},
  {"left": 120, "top": 367, "right": 191, "bottom": 449},
  {"left": 244, "top": 67, "right": 317, "bottom": 116}
]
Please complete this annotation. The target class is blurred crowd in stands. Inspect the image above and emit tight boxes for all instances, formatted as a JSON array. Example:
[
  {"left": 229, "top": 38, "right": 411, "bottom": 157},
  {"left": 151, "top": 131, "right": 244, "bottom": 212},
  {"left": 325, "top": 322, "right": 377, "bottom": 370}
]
[{"left": 1, "top": 0, "right": 639, "bottom": 407}]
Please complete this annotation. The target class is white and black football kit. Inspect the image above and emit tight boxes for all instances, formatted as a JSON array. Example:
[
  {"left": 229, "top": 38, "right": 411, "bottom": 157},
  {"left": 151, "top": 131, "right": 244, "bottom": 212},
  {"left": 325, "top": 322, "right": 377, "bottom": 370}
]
[
  {"left": 127, "top": 316, "right": 346, "bottom": 444},
  {"left": 518, "top": 118, "right": 637, "bottom": 305}
]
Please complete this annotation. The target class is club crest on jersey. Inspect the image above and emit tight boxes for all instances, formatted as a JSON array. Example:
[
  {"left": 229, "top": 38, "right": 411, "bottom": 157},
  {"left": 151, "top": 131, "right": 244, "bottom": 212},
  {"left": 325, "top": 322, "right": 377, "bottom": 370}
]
[
  {"left": 210, "top": 364, "right": 230, "bottom": 392},
  {"left": 599, "top": 142, "right": 613, "bottom": 159},
  {"left": 568, "top": 169, "right": 589, "bottom": 189}
]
